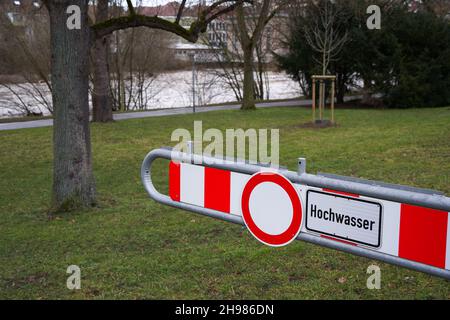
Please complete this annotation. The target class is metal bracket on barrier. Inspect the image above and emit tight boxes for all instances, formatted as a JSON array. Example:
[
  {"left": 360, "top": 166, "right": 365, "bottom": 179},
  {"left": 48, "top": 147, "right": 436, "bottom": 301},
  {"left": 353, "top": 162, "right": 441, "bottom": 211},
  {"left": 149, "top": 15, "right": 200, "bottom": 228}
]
[{"left": 141, "top": 147, "right": 450, "bottom": 279}]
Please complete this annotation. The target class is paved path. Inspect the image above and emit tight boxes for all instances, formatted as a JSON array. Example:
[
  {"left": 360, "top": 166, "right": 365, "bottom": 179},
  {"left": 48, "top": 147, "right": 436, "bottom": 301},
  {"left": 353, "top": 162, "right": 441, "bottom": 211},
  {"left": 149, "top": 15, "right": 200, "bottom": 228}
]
[{"left": 1, "top": 97, "right": 356, "bottom": 131}]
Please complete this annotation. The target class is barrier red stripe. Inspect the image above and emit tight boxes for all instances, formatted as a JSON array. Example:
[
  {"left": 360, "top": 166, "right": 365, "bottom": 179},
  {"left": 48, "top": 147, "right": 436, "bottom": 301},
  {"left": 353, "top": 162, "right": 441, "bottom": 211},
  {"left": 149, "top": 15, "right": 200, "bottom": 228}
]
[
  {"left": 323, "top": 188, "right": 359, "bottom": 198},
  {"left": 398, "top": 204, "right": 448, "bottom": 268},
  {"left": 204, "top": 167, "right": 231, "bottom": 213},
  {"left": 169, "top": 161, "right": 180, "bottom": 201},
  {"left": 320, "top": 234, "right": 358, "bottom": 246}
]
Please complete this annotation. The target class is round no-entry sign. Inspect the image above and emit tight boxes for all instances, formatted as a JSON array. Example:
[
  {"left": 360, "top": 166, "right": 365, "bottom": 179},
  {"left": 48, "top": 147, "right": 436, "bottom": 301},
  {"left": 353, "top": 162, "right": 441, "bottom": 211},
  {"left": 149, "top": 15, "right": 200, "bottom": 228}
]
[{"left": 241, "top": 172, "right": 303, "bottom": 247}]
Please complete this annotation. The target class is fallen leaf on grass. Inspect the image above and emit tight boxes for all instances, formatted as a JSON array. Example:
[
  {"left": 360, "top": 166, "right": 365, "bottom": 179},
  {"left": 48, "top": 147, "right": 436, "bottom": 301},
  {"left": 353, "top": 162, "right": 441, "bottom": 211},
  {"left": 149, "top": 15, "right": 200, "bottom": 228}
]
[{"left": 338, "top": 277, "right": 347, "bottom": 284}]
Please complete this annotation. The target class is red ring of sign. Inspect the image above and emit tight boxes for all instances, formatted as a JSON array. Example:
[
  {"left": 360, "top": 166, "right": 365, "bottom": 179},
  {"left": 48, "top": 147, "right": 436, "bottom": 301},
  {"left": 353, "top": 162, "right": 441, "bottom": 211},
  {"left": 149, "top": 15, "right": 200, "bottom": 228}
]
[{"left": 241, "top": 172, "right": 303, "bottom": 246}]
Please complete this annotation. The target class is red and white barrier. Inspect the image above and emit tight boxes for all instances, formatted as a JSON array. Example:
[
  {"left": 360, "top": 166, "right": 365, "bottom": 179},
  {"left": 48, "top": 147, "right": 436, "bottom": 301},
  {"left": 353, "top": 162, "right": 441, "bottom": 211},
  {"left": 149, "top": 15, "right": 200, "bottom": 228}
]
[{"left": 168, "top": 161, "right": 450, "bottom": 270}]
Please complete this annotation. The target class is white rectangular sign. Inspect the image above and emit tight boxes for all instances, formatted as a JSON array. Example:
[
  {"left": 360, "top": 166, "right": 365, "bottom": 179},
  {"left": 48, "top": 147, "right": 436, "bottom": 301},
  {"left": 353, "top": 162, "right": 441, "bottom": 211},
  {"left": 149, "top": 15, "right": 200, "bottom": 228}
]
[{"left": 306, "top": 190, "right": 382, "bottom": 247}]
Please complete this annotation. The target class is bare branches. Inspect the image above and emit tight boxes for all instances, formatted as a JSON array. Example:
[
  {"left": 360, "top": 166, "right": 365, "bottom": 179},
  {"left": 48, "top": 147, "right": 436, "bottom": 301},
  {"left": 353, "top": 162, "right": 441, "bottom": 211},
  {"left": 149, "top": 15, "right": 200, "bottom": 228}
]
[
  {"left": 264, "top": 3, "right": 283, "bottom": 27},
  {"left": 205, "top": 0, "right": 249, "bottom": 16},
  {"left": 0, "top": 5, "right": 53, "bottom": 115},
  {"left": 251, "top": 0, "right": 271, "bottom": 43},
  {"left": 235, "top": 0, "right": 285, "bottom": 46},
  {"left": 303, "top": 0, "right": 349, "bottom": 74},
  {"left": 204, "top": 1, "right": 247, "bottom": 26},
  {"left": 175, "top": 0, "right": 187, "bottom": 25},
  {"left": 236, "top": 3, "right": 251, "bottom": 46},
  {"left": 92, "top": 15, "right": 196, "bottom": 41},
  {"left": 92, "top": 0, "right": 250, "bottom": 44},
  {"left": 126, "top": 0, "right": 136, "bottom": 16}
]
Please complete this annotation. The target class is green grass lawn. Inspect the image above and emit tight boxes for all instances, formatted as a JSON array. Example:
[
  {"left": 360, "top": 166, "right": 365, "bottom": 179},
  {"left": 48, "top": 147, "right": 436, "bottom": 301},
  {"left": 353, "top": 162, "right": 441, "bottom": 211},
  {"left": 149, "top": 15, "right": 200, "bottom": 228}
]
[{"left": 1, "top": 106, "right": 449, "bottom": 299}]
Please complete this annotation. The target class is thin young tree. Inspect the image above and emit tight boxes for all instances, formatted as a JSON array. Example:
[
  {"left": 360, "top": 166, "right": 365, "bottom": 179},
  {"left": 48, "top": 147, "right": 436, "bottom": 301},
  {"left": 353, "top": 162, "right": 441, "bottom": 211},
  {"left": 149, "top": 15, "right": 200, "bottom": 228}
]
[{"left": 303, "top": 0, "right": 348, "bottom": 120}]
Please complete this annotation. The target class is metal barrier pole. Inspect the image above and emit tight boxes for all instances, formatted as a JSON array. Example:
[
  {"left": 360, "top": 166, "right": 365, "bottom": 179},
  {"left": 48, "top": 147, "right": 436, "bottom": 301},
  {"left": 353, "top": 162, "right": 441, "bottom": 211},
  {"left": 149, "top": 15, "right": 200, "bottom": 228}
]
[{"left": 141, "top": 148, "right": 450, "bottom": 279}]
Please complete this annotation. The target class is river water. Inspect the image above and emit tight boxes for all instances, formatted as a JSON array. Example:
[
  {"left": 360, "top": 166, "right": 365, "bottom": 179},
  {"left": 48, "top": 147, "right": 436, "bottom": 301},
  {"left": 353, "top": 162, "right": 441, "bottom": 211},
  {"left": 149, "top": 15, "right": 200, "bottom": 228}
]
[{"left": 0, "top": 70, "right": 301, "bottom": 118}]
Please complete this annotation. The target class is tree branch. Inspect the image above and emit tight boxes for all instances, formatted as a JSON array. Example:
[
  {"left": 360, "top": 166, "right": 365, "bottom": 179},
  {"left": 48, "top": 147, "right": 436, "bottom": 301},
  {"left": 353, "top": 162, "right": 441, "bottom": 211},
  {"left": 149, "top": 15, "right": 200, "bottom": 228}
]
[
  {"left": 92, "top": 15, "right": 197, "bottom": 42},
  {"left": 236, "top": 3, "right": 250, "bottom": 46},
  {"left": 92, "top": 0, "right": 249, "bottom": 43},
  {"left": 205, "top": 2, "right": 246, "bottom": 25},
  {"left": 251, "top": 0, "right": 271, "bottom": 43},
  {"left": 126, "top": 0, "right": 136, "bottom": 16},
  {"left": 175, "top": 0, "right": 187, "bottom": 25}
]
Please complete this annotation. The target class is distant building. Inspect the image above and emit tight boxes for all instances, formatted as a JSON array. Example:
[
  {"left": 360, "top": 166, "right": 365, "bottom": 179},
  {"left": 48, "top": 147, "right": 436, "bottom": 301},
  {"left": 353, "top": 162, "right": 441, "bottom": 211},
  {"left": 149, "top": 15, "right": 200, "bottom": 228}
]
[
  {"left": 171, "top": 42, "right": 223, "bottom": 63},
  {"left": 206, "top": 19, "right": 228, "bottom": 48},
  {"left": 134, "top": 2, "right": 288, "bottom": 64}
]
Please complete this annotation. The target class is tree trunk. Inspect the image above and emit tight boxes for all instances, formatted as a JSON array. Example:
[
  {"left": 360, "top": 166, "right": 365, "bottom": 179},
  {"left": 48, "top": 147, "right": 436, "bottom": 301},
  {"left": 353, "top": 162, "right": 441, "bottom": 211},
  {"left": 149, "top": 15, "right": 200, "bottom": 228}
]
[
  {"left": 241, "top": 44, "right": 256, "bottom": 110},
  {"left": 336, "top": 73, "right": 345, "bottom": 104},
  {"left": 92, "top": 0, "right": 113, "bottom": 122},
  {"left": 92, "top": 37, "right": 113, "bottom": 122},
  {"left": 47, "top": 0, "right": 96, "bottom": 211},
  {"left": 235, "top": 0, "right": 272, "bottom": 111}
]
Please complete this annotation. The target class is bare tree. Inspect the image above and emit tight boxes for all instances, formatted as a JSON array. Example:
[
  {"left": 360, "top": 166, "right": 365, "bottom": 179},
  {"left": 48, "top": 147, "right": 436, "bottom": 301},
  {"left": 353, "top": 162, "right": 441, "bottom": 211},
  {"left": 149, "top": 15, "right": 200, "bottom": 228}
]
[
  {"left": 0, "top": 82, "right": 52, "bottom": 116},
  {"left": 109, "top": 26, "right": 173, "bottom": 111},
  {"left": 207, "top": 21, "right": 245, "bottom": 101},
  {"left": 304, "top": 0, "right": 349, "bottom": 76},
  {"left": 183, "top": 68, "right": 223, "bottom": 107},
  {"left": 0, "top": 3, "right": 52, "bottom": 116},
  {"left": 303, "top": 0, "right": 348, "bottom": 120},
  {"left": 41, "top": 0, "right": 248, "bottom": 211},
  {"left": 235, "top": 0, "right": 285, "bottom": 110},
  {"left": 90, "top": 0, "right": 251, "bottom": 120},
  {"left": 205, "top": 14, "right": 271, "bottom": 102}
]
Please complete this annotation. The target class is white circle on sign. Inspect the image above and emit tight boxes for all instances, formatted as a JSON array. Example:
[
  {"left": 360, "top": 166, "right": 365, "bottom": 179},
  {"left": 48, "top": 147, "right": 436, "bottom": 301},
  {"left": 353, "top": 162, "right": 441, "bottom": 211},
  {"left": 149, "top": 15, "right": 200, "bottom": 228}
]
[
  {"left": 248, "top": 182, "right": 294, "bottom": 235},
  {"left": 241, "top": 172, "right": 303, "bottom": 247}
]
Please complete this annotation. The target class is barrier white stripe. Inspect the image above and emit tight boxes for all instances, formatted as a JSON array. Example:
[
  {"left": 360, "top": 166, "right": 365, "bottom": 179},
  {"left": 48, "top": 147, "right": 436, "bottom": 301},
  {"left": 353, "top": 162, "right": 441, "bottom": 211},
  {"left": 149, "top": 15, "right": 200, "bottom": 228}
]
[
  {"left": 230, "top": 172, "right": 249, "bottom": 216},
  {"left": 377, "top": 200, "right": 401, "bottom": 257},
  {"left": 180, "top": 163, "right": 204, "bottom": 207}
]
